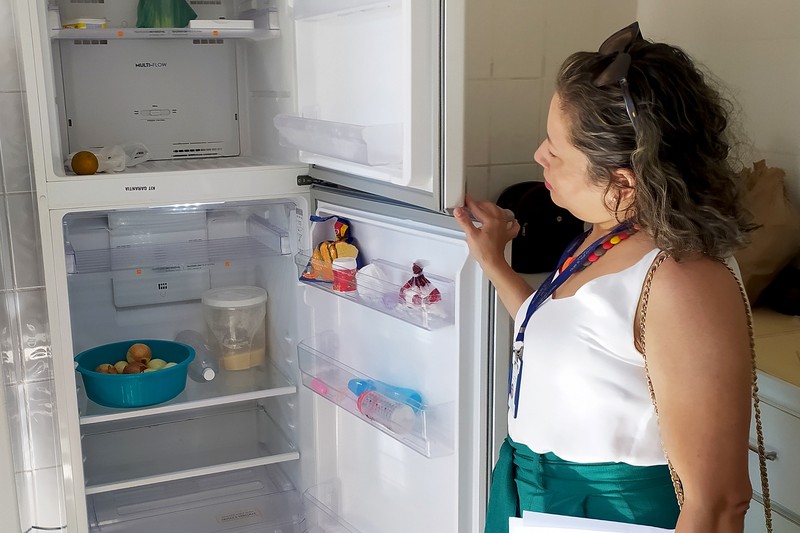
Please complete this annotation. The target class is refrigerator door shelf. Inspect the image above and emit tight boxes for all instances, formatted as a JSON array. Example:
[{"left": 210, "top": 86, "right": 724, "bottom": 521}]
[
  {"left": 298, "top": 336, "right": 454, "bottom": 458},
  {"left": 295, "top": 255, "right": 455, "bottom": 330},
  {"left": 303, "top": 481, "right": 362, "bottom": 533},
  {"left": 88, "top": 464, "right": 303, "bottom": 532},
  {"left": 77, "top": 364, "right": 296, "bottom": 426},
  {"left": 81, "top": 404, "right": 300, "bottom": 495},
  {"left": 293, "top": 0, "right": 397, "bottom": 21},
  {"left": 274, "top": 114, "right": 402, "bottom": 169}
]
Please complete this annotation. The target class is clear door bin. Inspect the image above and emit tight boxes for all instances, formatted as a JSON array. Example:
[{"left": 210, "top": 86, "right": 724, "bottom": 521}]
[
  {"left": 303, "top": 482, "right": 362, "bottom": 533},
  {"left": 295, "top": 256, "right": 455, "bottom": 330},
  {"left": 297, "top": 336, "right": 454, "bottom": 458},
  {"left": 274, "top": 114, "right": 402, "bottom": 167},
  {"left": 293, "top": 0, "right": 398, "bottom": 20},
  {"left": 203, "top": 286, "right": 268, "bottom": 371}
]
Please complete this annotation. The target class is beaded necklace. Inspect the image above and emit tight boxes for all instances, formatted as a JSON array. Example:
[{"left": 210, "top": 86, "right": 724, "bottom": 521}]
[{"left": 559, "top": 224, "right": 639, "bottom": 273}]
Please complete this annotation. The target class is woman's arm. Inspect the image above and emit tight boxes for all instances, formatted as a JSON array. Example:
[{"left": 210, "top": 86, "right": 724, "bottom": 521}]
[
  {"left": 640, "top": 256, "right": 753, "bottom": 532},
  {"left": 453, "top": 196, "right": 534, "bottom": 316}
]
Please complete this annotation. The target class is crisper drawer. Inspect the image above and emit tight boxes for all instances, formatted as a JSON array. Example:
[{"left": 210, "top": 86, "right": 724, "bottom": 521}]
[
  {"left": 87, "top": 464, "right": 304, "bottom": 533},
  {"left": 745, "top": 498, "right": 800, "bottom": 533},
  {"left": 749, "top": 401, "right": 800, "bottom": 514}
]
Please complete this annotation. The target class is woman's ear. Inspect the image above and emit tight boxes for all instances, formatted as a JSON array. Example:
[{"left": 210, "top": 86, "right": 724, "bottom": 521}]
[{"left": 605, "top": 168, "right": 636, "bottom": 214}]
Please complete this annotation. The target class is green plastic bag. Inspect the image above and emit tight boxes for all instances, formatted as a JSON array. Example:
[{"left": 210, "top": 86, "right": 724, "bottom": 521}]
[{"left": 137, "top": 0, "right": 197, "bottom": 29}]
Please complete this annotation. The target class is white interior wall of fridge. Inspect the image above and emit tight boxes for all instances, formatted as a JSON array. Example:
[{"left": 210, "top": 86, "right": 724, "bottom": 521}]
[
  {"left": 48, "top": 192, "right": 488, "bottom": 532},
  {"left": 30, "top": 0, "right": 435, "bottom": 194}
]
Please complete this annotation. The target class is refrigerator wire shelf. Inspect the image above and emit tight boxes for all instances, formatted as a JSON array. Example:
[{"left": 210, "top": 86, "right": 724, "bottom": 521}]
[
  {"left": 295, "top": 255, "right": 455, "bottom": 330},
  {"left": 297, "top": 335, "right": 454, "bottom": 458}
]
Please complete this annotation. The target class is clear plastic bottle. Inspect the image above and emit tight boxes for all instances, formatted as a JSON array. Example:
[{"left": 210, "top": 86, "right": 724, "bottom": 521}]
[
  {"left": 356, "top": 390, "right": 416, "bottom": 435},
  {"left": 175, "top": 330, "right": 218, "bottom": 382}
]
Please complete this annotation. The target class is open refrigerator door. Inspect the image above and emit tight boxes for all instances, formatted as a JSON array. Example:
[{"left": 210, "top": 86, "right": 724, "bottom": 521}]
[{"left": 41, "top": 186, "right": 499, "bottom": 532}]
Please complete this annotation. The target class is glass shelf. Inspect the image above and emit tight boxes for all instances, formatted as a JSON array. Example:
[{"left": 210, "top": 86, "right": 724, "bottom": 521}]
[
  {"left": 78, "top": 364, "right": 296, "bottom": 425},
  {"left": 293, "top": 0, "right": 398, "bottom": 21},
  {"left": 303, "top": 482, "right": 362, "bottom": 533},
  {"left": 51, "top": 27, "right": 280, "bottom": 41},
  {"left": 68, "top": 214, "right": 289, "bottom": 274},
  {"left": 298, "top": 334, "right": 453, "bottom": 458},
  {"left": 82, "top": 404, "right": 300, "bottom": 494},
  {"left": 295, "top": 256, "right": 455, "bottom": 330}
]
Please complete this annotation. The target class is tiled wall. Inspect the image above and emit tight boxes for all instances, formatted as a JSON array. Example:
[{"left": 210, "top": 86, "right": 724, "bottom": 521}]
[
  {"left": 464, "top": 0, "right": 636, "bottom": 203},
  {"left": 465, "top": 0, "right": 800, "bottom": 211},
  {"left": 1, "top": 0, "right": 67, "bottom": 530},
  {"left": 638, "top": 0, "right": 800, "bottom": 206}
]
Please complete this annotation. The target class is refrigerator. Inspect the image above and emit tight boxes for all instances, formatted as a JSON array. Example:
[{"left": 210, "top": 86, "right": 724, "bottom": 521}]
[{"left": 12, "top": 0, "right": 512, "bottom": 531}]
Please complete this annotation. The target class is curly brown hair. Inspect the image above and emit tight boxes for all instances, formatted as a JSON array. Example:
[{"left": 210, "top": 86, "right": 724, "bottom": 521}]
[{"left": 555, "top": 39, "right": 756, "bottom": 260}]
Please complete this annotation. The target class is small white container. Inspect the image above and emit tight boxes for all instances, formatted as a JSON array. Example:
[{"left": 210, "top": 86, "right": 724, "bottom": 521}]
[{"left": 202, "top": 286, "right": 268, "bottom": 371}]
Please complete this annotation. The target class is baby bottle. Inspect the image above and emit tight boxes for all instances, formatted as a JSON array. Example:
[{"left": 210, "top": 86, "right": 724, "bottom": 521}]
[{"left": 356, "top": 390, "right": 416, "bottom": 435}]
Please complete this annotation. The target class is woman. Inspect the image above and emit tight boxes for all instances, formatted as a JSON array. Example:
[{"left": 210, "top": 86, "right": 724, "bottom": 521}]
[{"left": 454, "top": 22, "right": 755, "bottom": 532}]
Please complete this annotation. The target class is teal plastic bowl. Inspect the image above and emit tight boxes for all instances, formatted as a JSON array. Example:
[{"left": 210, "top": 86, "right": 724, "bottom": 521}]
[{"left": 75, "top": 339, "right": 195, "bottom": 408}]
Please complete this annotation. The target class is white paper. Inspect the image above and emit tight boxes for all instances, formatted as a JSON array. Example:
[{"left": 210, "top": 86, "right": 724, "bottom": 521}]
[{"left": 508, "top": 511, "right": 674, "bottom": 533}]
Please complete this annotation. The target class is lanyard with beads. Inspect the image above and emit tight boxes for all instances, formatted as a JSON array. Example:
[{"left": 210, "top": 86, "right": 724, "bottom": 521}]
[{"left": 509, "top": 220, "right": 635, "bottom": 418}]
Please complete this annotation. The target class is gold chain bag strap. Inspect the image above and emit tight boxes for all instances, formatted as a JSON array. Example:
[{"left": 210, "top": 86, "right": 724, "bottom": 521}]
[{"left": 638, "top": 251, "right": 773, "bottom": 532}]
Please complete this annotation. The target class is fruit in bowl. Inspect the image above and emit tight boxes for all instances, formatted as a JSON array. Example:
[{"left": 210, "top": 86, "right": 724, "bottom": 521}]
[
  {"left": 75, "top": 339, "right": 195, "bottom": 408},
  {"left": 126, "top": 343, "right": 153, "bottom": 365}
]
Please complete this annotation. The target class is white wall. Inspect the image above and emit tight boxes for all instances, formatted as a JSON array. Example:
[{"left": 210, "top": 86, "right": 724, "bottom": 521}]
[
  {"left": 465, "top": 0, "right": 800, "bottom": 210},
  {"left": 638, "top": 0, "right": 800, "bottom": 206}
]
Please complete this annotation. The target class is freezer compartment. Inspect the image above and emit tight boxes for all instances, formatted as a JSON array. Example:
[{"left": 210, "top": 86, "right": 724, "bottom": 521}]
[
  {"left": 274, "top": 114, "right": 402, "bottom": 167},
  {"left": 87, "top": 464, "right": 304, "bottom": 532},
  {"left": 298, "top": 334, "right": 453, "bottom": 457},
  {"left": 77, "top": 363, "right": 296, "bottom": 425},
  {"left": 82, "top": 403, "right": 300, "bottom": 494},
  {"left": 293, "top": 0, "right": 398, "bottom": 20},
  {"left": 295, "top": 254, "right": 454, "bottom": 329},
  {"left": 303, "top": 482, "right": 361, "bottom": 533}
]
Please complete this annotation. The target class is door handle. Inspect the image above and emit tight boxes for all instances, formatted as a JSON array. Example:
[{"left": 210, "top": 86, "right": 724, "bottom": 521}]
[{"left": 749, "top": 442, "right": 778, "bottom": 461}]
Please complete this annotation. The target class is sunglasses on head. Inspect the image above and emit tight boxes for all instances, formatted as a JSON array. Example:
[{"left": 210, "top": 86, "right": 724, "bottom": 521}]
[{"left": 593, "top": 21, "right": 644, "bottom": 132}]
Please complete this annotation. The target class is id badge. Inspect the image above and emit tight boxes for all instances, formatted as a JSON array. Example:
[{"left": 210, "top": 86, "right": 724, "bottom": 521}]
[{"left": 509, "top": 341, "right": 523, "bottom": 418}]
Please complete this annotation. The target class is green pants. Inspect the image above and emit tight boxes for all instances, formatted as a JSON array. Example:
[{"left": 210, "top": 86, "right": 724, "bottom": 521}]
[{"left": 485, "top": 437, "right": 680, "bottom": 533}]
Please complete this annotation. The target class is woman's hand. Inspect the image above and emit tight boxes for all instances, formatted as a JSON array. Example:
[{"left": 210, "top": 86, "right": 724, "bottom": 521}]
[
  {"left": 453, "top": 195, "right": 520, "bottom": 274},
  {"left": 454, "top": 195, "right": 533, "bottom": 316}
]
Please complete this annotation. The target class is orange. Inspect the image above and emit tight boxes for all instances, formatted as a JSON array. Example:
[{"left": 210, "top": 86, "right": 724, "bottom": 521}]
[{"left": 71, "top": 150, "right": 99, "bottom": 175}]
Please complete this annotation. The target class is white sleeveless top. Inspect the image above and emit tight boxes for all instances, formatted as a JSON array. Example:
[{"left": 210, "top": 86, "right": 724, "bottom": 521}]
[{"left": 507, "top": 248, "right": 667, "bottom": 466}]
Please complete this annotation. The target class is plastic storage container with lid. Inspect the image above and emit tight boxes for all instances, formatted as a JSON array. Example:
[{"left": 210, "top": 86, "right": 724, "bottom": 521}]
[{"left": 202, "top": 286, "right": 268, "bottom": 371}]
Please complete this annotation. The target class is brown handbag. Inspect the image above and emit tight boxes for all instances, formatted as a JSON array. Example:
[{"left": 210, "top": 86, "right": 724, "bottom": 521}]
[{"left": 638, "top": 251, "right": 773, "bottom": 532}]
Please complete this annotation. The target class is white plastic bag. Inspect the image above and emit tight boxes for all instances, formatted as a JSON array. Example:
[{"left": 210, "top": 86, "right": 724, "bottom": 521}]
[
  {"left": 121, "top": 142, "right": 150, "bottom": 167},
  {"left": 65, "top": 143, "right": 150, "bottom": 175},
  {"left": 95, "top": 145, "right": 127, "bottom": 173}
]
